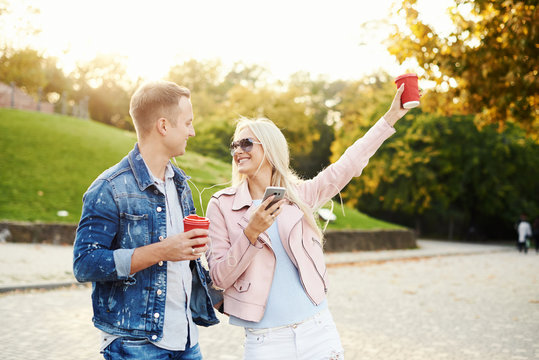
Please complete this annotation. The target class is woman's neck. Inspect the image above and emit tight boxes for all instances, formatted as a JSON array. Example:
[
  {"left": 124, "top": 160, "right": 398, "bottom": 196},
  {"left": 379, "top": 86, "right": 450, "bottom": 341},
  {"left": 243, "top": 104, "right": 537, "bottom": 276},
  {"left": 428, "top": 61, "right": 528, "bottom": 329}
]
[{"left": 246, "top": 176, "right": 271, "bottom": 199}]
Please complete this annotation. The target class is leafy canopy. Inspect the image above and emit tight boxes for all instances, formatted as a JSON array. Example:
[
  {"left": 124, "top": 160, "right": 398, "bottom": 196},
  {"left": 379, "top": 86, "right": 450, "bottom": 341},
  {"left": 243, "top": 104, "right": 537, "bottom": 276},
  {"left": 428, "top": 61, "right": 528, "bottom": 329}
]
[{"left": 387, "top": 0, "right": 538, "bottom": 138}]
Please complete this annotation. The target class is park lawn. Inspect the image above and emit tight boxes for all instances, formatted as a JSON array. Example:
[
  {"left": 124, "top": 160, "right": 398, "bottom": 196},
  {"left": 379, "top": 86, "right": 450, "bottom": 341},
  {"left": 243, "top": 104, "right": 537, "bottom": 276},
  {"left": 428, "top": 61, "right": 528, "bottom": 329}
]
[
  {"left": 0, "top": 108, "right": 400, "bottom": 230},
  {"left": 0, "top": 109, "right": 137, "bottom": 223},
  {"left": 322, "top": 203, "right": 403, "bottom": 230}
]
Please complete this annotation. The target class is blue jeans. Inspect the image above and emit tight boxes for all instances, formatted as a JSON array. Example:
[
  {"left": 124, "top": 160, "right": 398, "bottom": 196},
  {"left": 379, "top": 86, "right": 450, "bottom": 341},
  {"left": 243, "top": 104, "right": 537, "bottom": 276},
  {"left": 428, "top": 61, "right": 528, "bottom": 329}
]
[{"left": 102, "top": 337, "right": 203, "bottom": 360}]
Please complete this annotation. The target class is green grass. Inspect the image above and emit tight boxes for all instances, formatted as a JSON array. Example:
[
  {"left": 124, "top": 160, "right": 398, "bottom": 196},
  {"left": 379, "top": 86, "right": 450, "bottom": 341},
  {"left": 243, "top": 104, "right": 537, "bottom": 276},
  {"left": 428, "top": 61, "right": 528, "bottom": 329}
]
[
  {"left": 0, "top": 108, "right": 401, "bottom": 230},
  {"left": 322, "top": 202, "right": 403, "bottom": 230},
  {"left": 1, "top": 109, "right": 137, "bottom": 223}
]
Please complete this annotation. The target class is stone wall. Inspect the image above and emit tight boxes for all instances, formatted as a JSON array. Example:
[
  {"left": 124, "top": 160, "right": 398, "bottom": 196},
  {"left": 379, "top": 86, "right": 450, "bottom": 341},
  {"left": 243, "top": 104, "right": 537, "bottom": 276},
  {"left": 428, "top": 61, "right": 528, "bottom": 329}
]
[
  {"left": 0, "top": 82, "right": 54, "bottom": 113},
  {"left": 323, "top": 229, "right": 417, "bottom": 252},
  {"left": 0, "top": 221, "right": 77, "bottom": 245},
  {"left": 0, "top": 220, "right": 416, "bottom": 251}
]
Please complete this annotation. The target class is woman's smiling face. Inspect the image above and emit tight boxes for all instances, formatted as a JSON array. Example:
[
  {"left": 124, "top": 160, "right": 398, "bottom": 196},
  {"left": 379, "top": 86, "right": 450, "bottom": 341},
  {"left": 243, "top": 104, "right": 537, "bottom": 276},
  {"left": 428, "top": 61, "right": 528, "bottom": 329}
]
[{"left": 232, "top": 128, "right": 271, "bottom": 178}]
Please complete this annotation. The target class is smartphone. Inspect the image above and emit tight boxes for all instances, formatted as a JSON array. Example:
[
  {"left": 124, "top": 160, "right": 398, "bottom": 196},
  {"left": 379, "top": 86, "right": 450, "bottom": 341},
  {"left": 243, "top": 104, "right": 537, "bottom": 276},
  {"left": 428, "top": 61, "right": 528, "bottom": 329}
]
[{"left": 262, "top": 186, "right": 286, "bottom": 210}]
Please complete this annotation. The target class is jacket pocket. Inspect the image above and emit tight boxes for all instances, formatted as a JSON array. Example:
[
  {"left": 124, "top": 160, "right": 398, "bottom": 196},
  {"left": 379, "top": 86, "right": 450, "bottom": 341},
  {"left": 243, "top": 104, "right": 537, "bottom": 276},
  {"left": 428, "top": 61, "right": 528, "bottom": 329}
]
[
  {"left": 119, "top": 213, "right": 150, "bottom": 247},
  {"left": 233, "top": 279, "right": 251, "bottom": 293}
]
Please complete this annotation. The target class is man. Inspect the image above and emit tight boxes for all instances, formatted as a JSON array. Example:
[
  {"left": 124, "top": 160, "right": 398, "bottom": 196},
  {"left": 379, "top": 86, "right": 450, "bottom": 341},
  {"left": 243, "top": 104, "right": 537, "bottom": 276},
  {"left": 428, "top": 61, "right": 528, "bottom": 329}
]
[
  {"left": 73, "top": 81, "right": 219, "bottom": 359},
  {"left": 517, "top": 214, "right": 532, "bottom": 254}
]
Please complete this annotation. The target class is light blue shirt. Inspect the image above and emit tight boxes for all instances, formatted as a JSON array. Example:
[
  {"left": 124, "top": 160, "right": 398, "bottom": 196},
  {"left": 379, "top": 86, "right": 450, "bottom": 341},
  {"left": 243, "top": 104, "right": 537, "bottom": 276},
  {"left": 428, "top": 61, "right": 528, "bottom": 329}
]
[
  {"left": 229, "top": 199, "right": 327, "bottom": 329},
  {"left": 151, "top": 162, "right": 197, "bottom": 350}
]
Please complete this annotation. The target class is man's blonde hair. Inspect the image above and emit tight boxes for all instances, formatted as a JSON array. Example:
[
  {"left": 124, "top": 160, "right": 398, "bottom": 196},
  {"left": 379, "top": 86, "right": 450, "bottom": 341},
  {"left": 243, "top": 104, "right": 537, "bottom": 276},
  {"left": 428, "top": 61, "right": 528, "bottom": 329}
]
[
  {"left": 129, "top": 80, "right": 191, "bottom": 137},
  {"left": 232, "top": 117, "right": 324, "bottom": 241}
]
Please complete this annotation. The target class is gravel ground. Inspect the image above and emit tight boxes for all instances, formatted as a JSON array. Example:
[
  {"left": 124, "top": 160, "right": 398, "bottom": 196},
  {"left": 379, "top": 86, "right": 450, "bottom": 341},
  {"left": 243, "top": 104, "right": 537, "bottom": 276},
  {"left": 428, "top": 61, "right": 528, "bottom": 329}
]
[
  {"left": 0, "top": 240, "right": 511, "bottom": 288},
  {"left": 1, "top": 246, "right": 537, "bottom": 359}
]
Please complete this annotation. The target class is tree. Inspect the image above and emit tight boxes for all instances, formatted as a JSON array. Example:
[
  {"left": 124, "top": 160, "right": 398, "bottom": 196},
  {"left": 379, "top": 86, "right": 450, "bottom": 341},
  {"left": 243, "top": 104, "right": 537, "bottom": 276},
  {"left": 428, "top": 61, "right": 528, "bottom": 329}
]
[
  {"left": 330, "top": 73, "right": 397, "bottom": 168},
  {"left": 168, "top": 59, "right": 225, "bottom": 118},
  {"left": 70, "top": 54, "right": 133, "bottom": 129},
  {"left": 223, "top": 62, "right": 269, "bottom": 91},
  {"left": 42, "top": 56, "right": 71, "bottom": 104},
  {"left": 168, "top": 61, "right": 335, "bottom": 172},
  {"left": 219, "top": 83, "right": 316, "bottom": 164},
  {"left": 387, "top": 0, "right": 538, "bottom": 138},
  {"left": 0, "top": 47, "right": 69, "bottom": 108},
  {"left": 0, "top": 47, "right": 46, "bottom": 94},
  {"left": 339, "top": 110, "right": 539, "bottom": 239},
  {"left": 167, "top": 59, "right": 239, "bottom": 161},
  {"left": 329, "top": 74, "right": 538, "bottom": 239},
  {"left": 285, "top": 72, "right": 348, "bottom": 178}
]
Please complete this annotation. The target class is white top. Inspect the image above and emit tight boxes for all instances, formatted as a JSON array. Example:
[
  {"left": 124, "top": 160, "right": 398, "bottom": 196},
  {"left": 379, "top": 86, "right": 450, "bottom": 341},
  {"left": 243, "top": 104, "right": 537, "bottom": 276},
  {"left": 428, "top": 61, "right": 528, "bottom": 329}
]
[{"left": 518, "top": 221, "right": 532, "bottom": 242}]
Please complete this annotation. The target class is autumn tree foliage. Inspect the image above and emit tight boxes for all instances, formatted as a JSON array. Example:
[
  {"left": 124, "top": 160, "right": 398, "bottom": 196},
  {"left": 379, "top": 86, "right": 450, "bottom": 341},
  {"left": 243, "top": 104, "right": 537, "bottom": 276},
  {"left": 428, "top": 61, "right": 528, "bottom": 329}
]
[
  {"left": 387, "top": 0, "right": 538, "bottom": 138},
  {"left": 329, "top": 75, "right": 538, "bottom": 239}
]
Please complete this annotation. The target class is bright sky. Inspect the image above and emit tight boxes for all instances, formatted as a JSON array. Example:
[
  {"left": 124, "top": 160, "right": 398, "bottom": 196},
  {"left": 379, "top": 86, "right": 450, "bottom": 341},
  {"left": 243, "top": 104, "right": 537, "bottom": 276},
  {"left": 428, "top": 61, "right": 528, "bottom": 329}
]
[{"left": 2, "top": 0, "right": 455, "bottom": 83}]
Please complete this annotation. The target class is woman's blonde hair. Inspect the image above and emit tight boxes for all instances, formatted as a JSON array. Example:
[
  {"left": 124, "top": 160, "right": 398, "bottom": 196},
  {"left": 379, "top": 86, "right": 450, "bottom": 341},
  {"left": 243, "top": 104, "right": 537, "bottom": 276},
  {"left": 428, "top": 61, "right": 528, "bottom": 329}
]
[{"left": 232, "top": 117, "right": 324, "bottom": 240}]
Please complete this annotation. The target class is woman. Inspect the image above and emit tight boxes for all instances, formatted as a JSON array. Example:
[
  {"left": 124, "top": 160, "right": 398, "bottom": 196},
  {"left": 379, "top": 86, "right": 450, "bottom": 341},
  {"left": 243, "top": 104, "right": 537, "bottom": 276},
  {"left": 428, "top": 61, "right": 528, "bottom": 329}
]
[{"left": 206, "top": 85, "right": 410, "bottom": 359}]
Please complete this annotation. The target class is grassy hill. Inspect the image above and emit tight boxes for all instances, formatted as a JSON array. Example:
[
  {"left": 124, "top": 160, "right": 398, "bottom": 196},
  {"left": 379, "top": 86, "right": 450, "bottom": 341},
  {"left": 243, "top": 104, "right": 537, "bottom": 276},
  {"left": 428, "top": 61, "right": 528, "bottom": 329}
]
[{"left": 0, "top": 108, "right": 401, "bottom": 230}]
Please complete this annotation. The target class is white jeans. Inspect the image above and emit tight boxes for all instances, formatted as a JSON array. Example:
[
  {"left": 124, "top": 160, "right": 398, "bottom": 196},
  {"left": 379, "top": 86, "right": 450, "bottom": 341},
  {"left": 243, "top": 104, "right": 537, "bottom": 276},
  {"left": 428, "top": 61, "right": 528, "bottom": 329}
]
[{"left": 243, "top": 308, "right": 344, "bottom": 360}]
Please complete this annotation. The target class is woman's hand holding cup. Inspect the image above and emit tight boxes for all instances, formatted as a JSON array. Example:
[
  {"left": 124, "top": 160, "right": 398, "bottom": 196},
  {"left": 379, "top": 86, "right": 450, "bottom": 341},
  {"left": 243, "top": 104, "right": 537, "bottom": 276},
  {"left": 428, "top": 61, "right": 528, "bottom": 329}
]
[{"left": 384, "top": 73, "right": 421, "bottom": 127}]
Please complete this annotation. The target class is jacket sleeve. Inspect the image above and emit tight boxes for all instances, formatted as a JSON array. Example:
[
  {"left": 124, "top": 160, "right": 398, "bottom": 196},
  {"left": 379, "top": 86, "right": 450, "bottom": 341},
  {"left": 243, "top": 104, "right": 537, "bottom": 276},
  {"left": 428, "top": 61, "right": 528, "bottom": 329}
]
[
  {"left": 73, "top": 179, "right": 130, "bottom": 283},
  {"left": 300, "top": 117, "right": 396, "bottom": 208},
  {"left": 205, "top": 196, "right": 263, "bottom": 290}
]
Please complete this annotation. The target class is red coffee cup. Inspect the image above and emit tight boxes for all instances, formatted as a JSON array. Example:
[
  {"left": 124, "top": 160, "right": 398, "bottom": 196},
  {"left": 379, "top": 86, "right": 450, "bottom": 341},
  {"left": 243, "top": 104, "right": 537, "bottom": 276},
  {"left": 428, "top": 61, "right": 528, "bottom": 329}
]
[
  {"left": 395, "top": 73, "right": 420, "bottom": 109},
  {"left": 183, "top": 214, "right": 210, "bottom": 248}
]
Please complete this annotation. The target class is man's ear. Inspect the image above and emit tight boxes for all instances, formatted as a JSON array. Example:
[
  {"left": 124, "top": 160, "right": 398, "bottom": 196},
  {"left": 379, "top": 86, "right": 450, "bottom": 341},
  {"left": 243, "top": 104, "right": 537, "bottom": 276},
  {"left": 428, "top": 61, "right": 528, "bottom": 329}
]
[{"left": 157, "top": 117, "right": 167, "bottom": 135}]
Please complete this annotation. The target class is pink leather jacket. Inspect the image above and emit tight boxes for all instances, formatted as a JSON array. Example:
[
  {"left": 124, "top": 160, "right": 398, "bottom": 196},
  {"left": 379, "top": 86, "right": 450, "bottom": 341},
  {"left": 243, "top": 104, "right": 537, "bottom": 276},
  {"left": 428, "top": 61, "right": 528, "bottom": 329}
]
[{"left": 206, "top": 117, "right": 396, "bottom": 322}]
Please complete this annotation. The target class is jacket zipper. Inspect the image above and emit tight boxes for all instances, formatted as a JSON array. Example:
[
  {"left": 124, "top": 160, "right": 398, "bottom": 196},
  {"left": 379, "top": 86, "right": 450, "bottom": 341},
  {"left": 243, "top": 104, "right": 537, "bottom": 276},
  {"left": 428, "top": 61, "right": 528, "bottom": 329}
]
[
  {"left": 288, "top": 222, "right": 319, "bottom": 304},
  {"left": 302, "top": 239, "right": 327, "bottom": 293}
]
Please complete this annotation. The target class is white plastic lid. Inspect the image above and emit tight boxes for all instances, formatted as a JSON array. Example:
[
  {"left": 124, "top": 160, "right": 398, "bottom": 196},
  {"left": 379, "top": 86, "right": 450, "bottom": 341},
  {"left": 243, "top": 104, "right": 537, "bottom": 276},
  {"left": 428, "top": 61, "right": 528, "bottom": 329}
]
[{"left": 403, "top": 101, "right": 420, "bottom": 109}]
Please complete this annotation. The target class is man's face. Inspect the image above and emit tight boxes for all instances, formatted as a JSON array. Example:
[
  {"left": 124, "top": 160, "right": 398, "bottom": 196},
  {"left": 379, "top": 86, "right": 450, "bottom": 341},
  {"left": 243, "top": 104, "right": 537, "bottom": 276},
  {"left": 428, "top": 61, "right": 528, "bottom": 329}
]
[{"left": 166, "top": 96, "right": 195, "bottom": 157}]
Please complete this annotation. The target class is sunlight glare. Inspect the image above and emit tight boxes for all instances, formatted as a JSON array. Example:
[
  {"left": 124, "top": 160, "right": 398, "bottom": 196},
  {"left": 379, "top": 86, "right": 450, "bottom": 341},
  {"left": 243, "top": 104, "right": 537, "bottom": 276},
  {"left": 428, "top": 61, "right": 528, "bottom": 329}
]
[{"left": 3, "top": 0, "right": 457, "bottom": 82}]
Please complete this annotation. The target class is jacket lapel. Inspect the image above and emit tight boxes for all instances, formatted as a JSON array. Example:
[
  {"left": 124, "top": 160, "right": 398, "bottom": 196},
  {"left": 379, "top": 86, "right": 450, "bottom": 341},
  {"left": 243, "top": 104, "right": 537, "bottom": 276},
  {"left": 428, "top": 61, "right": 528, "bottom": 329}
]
[
  {"left": 276, "top": 203, "right": 304, "bottom": 264},
  {"left": 234, "top": 181, "right": 273, "bottom": 246}
]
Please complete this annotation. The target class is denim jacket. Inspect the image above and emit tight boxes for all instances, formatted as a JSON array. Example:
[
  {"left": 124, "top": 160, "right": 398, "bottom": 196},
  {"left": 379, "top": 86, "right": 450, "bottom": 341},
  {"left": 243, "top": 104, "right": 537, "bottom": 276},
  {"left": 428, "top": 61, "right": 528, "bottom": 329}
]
[{"left": 73, "top": 144, "right": 219, "bottom": 342}]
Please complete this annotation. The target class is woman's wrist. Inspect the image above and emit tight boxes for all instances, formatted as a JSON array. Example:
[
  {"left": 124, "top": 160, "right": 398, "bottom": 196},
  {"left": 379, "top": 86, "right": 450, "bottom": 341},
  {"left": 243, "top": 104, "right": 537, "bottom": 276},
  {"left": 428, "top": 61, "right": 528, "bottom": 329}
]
[
  {"left": 243, "top": 227, "right": 260, "bottom": 245},
  {"left": 383, "top": 111, "right": 399, "bottom": 127}
]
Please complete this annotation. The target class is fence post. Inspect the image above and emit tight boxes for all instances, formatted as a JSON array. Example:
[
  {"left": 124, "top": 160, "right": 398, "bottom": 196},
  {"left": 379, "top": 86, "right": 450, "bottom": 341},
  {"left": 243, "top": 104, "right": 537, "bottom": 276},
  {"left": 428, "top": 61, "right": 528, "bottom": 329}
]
[
  {"left": 83, "top": 96, "right": 89, "bottom": 119},
  {"left": 61, "top": 91, "right": 67, "bottom": 115},
  {"left": 37, "top": 87, "right": 42, "bottom": 111},
  {"left": 10, "top": 82, "right": 15, "bottom": 108}
]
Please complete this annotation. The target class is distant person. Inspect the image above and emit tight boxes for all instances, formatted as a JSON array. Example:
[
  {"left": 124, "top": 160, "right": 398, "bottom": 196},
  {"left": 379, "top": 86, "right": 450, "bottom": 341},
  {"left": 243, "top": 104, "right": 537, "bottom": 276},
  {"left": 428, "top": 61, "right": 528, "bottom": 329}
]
[
  {"left": 517, "top": 214, "right": 532, "bottom": 254},
  {"left": 205, "top": 85, "right": 411, "bottom": 359},
  {"left": 533, "top": 217, "right": 539, "bottom": 254},
  {"left": 73, "top": 81, "right": 219, "bottom": 360}
]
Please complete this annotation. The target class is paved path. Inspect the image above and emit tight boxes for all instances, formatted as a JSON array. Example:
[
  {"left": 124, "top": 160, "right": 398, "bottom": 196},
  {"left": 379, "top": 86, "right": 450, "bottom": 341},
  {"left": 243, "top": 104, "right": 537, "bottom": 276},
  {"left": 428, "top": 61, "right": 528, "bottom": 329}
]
[
  {"left": 0, "top": 240, "right": 511, "bottom": 291},
  {"left": 2, "top": 241, "right": 538, "bottom": 359}
]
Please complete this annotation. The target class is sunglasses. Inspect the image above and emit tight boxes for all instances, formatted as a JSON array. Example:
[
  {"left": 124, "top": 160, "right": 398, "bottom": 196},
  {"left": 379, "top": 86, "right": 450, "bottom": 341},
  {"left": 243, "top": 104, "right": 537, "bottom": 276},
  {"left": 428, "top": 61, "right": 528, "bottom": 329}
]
[{"left": 230, "top": 138, "right": 262, "bottom": 156}]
